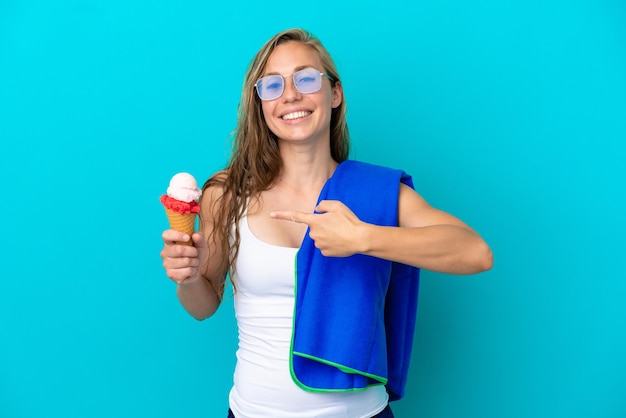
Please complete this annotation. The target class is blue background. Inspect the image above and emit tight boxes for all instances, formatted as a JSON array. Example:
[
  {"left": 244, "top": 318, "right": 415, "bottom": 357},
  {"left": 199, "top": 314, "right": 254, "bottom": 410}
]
[{"left": 1, "top": 1, "right": 625, "bottom": 417}]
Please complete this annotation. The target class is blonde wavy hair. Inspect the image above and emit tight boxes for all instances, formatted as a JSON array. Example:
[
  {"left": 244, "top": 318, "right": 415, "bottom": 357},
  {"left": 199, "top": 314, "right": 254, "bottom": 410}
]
[{"left": 201, "top": 28, "right": 350, "bottom": 295}]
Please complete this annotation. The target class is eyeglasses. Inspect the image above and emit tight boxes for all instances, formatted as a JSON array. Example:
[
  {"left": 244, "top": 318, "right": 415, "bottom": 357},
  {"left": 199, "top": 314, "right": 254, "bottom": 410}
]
[{"left": 255, "top": 68, "right": 334, "bottom": 101}]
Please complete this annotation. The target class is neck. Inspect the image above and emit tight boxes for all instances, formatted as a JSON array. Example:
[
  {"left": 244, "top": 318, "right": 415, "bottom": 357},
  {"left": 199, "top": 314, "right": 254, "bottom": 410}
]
[{"left": 277, "top": 143, "right": 338, "bottom": 189}]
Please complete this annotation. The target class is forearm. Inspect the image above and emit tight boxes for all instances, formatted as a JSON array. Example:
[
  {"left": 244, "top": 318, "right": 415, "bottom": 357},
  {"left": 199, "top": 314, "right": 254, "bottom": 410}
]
[
  {"left": 176, "top": 275, "right": 223, "bottom": 320},
  {"left": 360, "top": 223, "right": 493, "bottom": 275}
]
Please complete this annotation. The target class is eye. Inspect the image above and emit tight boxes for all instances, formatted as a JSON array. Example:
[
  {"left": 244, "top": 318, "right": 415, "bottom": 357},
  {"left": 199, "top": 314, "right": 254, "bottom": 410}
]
[
  {"left": 266, "top": 82, "right": 282, "bottom": 90},
  {"left": 295, "top": 69, "right": 318, "bottom": 83},
  {"left": 259, "top": 76, "right": 283, "bottom": 91},
  {"left": 298, "top": 76, "right": 316, "bottom": 84}
]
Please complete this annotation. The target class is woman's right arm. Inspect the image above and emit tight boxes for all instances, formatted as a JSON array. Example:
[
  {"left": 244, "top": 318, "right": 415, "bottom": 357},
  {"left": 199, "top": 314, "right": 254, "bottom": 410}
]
[{"left": 160, "top": 185, "right": 228, "bottom": 320}]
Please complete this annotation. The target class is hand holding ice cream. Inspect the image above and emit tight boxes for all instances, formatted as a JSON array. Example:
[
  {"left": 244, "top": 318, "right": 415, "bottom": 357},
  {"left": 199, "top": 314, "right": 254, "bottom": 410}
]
[{"left": 160, "top": 172, "right": 202, "bottom": 245}]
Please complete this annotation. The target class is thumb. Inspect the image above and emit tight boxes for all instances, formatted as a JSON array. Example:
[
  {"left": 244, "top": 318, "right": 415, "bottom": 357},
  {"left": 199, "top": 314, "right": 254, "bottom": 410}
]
[
  {"left": 315, "top": 200, "right": 336, "bottom": 213},
  {"left": 192, "top": 231, "right": 206, "bottom": 248}
]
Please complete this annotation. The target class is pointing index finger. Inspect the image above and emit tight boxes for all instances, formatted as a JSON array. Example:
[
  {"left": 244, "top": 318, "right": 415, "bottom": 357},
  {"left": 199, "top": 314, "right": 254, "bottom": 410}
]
[{"left": 270, "top": 210, "right": 314, "bottom": 225}]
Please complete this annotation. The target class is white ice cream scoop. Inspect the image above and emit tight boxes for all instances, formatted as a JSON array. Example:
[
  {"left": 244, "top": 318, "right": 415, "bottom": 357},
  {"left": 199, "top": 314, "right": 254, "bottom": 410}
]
[{"left": 166, "top": 172, "right": 202, "bottom": 203}]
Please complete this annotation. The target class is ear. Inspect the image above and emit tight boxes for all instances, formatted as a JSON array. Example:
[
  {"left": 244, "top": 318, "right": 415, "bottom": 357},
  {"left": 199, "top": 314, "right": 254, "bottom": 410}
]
[{"left": 331, "top": 81, "right": 343, "bottom": 109}]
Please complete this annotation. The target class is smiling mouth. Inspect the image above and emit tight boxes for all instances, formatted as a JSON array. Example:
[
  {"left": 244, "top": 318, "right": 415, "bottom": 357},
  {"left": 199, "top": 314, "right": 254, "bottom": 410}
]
[{"left": 281, "top": 111, "right": 312, "bottom": 120}]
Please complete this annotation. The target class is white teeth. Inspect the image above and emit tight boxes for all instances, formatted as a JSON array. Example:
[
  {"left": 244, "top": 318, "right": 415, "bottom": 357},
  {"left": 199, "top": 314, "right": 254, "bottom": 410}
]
[{"left": 282, "top": 111, "right": 311, "bottom": 120}]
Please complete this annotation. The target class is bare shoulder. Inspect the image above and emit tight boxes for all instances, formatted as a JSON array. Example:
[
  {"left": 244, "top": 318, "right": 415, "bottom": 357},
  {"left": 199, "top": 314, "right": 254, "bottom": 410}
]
[
  {"left": 200, "top": 170, "right": 230, "bottom": 224},
  {"left": 202, "top": 169, "right": 229, "bottom": 192},
  {"left": 398, "top": 183, "right": 472, "bottom": 229}
]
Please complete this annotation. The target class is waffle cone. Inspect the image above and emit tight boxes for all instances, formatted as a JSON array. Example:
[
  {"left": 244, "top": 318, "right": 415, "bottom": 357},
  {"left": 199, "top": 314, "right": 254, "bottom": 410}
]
[{"left": 164, "top": 207, "right": 197, "bottom": 245}]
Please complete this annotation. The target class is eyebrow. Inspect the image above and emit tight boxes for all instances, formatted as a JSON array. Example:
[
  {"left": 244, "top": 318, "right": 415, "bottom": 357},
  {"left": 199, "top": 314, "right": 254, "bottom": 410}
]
[{"left": 263, "top": 65, "right": 317, "bottom": 76}]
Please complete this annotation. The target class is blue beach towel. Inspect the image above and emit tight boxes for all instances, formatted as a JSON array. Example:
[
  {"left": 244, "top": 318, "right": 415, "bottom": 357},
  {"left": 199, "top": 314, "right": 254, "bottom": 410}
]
[{"left": 290, "top": 160, "right": 421, "bottom": 401}]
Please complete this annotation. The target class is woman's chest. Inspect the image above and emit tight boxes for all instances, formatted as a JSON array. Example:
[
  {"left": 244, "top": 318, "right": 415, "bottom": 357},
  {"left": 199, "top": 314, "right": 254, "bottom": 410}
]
[{"left": 247, "top": 189, "right": 318, "bottom": 248}]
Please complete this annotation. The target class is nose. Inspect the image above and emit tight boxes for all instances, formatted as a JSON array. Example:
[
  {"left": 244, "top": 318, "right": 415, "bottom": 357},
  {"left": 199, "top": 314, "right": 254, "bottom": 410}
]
[{"left": 282, "top": 75, "right": 302, "bottom": 102}]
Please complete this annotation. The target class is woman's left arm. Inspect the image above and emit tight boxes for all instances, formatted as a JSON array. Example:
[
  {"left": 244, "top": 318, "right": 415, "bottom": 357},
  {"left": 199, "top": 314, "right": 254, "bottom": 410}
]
[
  {"left": 359, "top": 183, "right": 493, "bottom": 274},
  {"left": 270, "top": 184, "right": 493, "bottom": 274}
]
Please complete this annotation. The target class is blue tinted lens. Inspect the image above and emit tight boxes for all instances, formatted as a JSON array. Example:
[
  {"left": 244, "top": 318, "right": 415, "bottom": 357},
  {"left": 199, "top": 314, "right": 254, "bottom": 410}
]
[
  {"left": 256, "top": 75, "right": 284, "bottom": 100},
  {"left": 294, "top": 69, "right": 322, "bottom": 94}
]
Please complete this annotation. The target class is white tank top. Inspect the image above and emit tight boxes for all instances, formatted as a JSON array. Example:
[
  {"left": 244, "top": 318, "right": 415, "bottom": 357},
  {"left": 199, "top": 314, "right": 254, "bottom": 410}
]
[{"left": 228, "top": 216, "right": 388, "bottom": 418}]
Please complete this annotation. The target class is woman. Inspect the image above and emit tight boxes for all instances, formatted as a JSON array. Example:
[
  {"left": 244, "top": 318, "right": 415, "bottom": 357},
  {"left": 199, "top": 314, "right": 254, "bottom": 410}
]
[{"left": 161, "top": 28, "right": 493, "bottom": 418}]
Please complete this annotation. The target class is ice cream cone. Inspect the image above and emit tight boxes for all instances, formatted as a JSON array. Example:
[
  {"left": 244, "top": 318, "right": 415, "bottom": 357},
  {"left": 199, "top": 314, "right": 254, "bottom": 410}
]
[
  {"left": 161, "top": 172, "right": 202, "bottom": 245},
  {"left": 164, "top": 207, "right": 196, "bottom": 245}
]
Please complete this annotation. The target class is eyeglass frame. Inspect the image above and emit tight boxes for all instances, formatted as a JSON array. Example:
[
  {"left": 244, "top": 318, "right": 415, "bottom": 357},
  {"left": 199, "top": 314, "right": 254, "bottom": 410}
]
[{"left": 254, "top": 68, "right": 335, "bottom": 101}]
